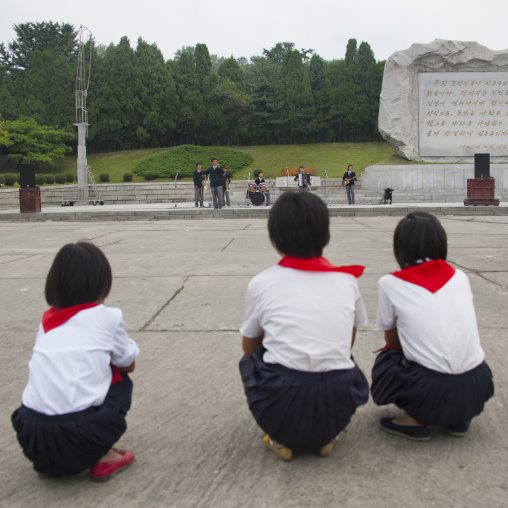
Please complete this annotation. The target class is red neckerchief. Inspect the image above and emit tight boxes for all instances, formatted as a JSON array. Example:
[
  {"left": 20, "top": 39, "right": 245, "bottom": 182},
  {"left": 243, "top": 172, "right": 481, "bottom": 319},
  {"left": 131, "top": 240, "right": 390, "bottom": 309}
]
[
  {"left": 278, "top": 256, "right": 364, "bottom": 278},
  {"left": 42, "top": 303, "right": 99, "bottom": 333},
  {"left": 391, "top": 259, "right": 455, "bottom": 293}
]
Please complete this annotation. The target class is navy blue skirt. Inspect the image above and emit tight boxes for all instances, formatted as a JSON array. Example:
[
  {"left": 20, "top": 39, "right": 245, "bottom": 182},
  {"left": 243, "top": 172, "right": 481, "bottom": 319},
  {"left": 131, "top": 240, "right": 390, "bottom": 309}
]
[
  {"left": 11, "top": 372, "right": 133, "bottom": 477},
  {"left": 239, "top": 347, "right": 369, "bottom": 452},
  {"left": 371, "top": 349, "right": 494, "bottom": 426}
]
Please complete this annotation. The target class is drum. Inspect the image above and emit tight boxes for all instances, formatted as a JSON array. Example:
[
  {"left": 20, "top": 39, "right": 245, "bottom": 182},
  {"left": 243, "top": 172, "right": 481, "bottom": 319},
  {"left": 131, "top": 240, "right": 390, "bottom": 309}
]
[
  {"left": 259, "top": 183, "right": 267, "bottom": 192},
  {"left": 250, "top": 191, "right": 265, "bottom": 206},
  {"left": 248, "top": 183, "right": 257, "bottom": 194}
]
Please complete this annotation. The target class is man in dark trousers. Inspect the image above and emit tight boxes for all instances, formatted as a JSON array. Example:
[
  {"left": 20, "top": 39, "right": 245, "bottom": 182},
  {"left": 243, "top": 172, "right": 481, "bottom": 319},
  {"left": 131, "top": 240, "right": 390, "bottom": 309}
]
[
  {"left": 193, "top": 163, "right": 205, "bottom": 207},
  {"left": 255, "top": 171, "right": 270, "bottom": 205},
  {"left": 342, "top": 164, "right": 356, "bottom": 205},
  {"left": 222, "top": 166, "right": 231, "bottom": 206},
  {"left": 204, "top": 158, "right": 224, "bottom": 209}
]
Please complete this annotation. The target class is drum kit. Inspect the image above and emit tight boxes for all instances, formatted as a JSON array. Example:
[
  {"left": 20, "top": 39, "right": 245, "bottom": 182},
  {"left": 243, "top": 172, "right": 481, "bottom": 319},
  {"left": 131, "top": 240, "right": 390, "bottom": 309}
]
[{"left": 248, "top": 183, "right": 268, "bottom": 206}]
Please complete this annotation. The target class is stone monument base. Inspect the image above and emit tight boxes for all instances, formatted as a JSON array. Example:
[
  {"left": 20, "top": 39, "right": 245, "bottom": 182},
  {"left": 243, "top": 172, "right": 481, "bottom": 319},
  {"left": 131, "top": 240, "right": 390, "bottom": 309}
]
[{"left": 363, "top": 164, "right": 508, "bottom": 202}]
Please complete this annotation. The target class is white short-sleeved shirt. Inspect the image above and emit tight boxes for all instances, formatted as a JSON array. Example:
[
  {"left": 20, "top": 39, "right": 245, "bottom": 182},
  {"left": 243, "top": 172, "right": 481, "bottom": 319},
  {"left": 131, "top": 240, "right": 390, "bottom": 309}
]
[
  {"left": 22, "top": 304, "right": 140, "bottom": 415},
  {"left": 377, "top": 266, "right": 485, "bottom": 374},
  {"left": 240, "top": 265, "right": 368, "bottom": 372}
]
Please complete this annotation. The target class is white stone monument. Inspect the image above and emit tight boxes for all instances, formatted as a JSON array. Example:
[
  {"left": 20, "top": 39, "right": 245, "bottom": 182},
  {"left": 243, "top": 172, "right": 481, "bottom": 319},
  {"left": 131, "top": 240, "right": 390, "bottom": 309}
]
[
  {"left": 363, "top": 40, "right": 508, "bottom": 202},
  {"left": 379, "top": 39, "right": 508, "bottom": 162}
]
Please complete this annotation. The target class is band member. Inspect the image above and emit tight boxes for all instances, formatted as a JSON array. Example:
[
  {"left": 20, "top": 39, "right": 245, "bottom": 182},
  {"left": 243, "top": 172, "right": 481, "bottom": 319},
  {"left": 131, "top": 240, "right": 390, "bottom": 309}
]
[
  {"left": 294, "top": 166, "right": 310, "bottom": 191},
  {"left": 222, "top": 167, "right": 232, "bottom": 207},
  {"left": 193, "top": 163, "right": 205, "bottom": 207},
  {"left": 342, "top": 165, "right": 356, "bottom": 205},
  {"left": 255, "top": 171, "right": 270, "bottom": 205},
  {"left": 204, "top": 158, "right": 224, "bottom": 210}
]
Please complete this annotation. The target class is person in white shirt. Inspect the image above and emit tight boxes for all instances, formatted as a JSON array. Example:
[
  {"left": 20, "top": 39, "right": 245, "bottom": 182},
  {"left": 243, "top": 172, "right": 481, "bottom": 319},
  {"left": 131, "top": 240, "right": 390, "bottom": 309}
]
[
  {"left": 12, "top": 242, "right": 140, "bottom": 481},
  {"left": 240, "top": 191, "right": 369, "bottom": 460},
  {"left": 372, "top": 212, "right": 494, "bottom": 441}
]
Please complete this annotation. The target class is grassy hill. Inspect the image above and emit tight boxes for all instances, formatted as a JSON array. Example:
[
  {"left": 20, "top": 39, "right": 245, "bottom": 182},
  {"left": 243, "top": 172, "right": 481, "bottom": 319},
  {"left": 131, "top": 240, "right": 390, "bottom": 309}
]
[{"left": 0, "top": 142, "right": 411, "bottom": 185}]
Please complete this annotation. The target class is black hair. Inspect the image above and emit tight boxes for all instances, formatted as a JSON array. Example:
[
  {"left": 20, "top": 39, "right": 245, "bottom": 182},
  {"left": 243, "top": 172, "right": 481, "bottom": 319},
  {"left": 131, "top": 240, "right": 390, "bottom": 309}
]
[
  {"left": 348, "top": 164, "right": 353, "bottom": 170},
  {"left": 299, "top": 166, "right": 304, "bottom": 170},
  {"left": 211, "top": 157, "right": 217, "bottom": 162},
  {"left": 268, "top": 191, "right": 330, "bottom": 258},
  {"left": 393, "top": 212, "right": 447, "bottom": 269},
  {"left": 45, "top": 242, "right": 113, "bottom": 309},
  {"left": 196, "top": 163, "right": 201, "bottom": 167}
]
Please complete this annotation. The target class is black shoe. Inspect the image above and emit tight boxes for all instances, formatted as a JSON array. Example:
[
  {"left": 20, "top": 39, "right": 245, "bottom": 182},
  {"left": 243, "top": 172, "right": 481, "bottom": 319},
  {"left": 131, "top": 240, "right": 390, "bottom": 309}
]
[
  {"left": 195, "top": 204, "right": 198, "bottom": 207},
  {"left": 379, "top": 418, "right": 430, "bottom": 441},
  {"left": 448, "top": 421, "right": 470, "bottom": 437}
]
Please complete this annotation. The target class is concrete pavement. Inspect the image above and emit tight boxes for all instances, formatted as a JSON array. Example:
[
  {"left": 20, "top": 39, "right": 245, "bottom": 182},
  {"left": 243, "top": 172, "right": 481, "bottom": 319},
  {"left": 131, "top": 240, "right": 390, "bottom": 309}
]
[{"left": 0, "top": 212, "right": 507, "bottom": 507}]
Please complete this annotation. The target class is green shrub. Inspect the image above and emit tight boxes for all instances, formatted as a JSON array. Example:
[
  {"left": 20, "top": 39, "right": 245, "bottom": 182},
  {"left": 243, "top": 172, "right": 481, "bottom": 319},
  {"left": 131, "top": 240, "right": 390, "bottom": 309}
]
[
  {"left": 99, "top": 173, "right": 110, "bottom": 182},
  {"left": 55, "top": 174, "right": 67, "bottom": 184},
  {"left": 134, "top": 145, "right": 254, "bottom": 179},
  {"left": 144, "top": 171, "right": 156, "bottom": 181},
  {"left": 4, "top": 173, "right": 17, "bottom": 186},
  {"left": 0, "top": 175, "right": 4, "bottom": 185},
  {"left": 65, "top": 174, "right": 75, "bottom": 182},
  {"left": 45, "top": 175, "right": 55, "bottom": 184},
  {"left": 123, "top": 172, "right": 133, "bottom": 182},
  {"left": 35, "top": 175, "right": 45, "bottom": 185}
]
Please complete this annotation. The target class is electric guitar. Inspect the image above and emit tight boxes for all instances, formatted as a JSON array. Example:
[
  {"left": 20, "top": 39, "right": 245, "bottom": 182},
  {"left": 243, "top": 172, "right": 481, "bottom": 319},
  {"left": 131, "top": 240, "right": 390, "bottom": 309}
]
[{"left": 343, "top": 171, "right": 365, "bottom": 187}]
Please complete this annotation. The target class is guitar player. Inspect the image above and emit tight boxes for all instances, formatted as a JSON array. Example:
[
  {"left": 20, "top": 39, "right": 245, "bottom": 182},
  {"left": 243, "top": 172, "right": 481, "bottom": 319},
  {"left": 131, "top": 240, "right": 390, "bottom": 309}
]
[{"left": 342, "top": 165, "right": 357, "bottom": 205}]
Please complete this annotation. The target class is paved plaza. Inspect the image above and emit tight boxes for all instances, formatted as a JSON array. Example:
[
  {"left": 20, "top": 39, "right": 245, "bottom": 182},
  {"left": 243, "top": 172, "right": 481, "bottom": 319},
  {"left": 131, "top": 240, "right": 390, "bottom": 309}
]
[{"left": 1, "top": 211, "right": 507, "bottom": 507}]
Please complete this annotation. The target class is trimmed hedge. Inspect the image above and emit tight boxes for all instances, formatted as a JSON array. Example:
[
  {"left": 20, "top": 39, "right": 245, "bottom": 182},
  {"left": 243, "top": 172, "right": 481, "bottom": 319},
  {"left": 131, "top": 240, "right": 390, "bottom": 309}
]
[
  {"left": 45, "top": 175, "right": 55, "bottom": 184},
  {"left": 35, "top": 175, "right": 45, "bottom": 185},
  {"left": 123, "top": 173, "right": 133, "bottom": 182},
  {"left": 99, "top": 173, "right": 110, "bottom": 182},
  {"left": 134, "top": 145, "right": 254, "bottom": 180},
  {"left": 4, "top": 173, "right": 17, "bottom": 186},
  {"left": 55, "top": 174, "right": 67, "bottom": 184},
  {"left": 65, "top": 174, "right": 75, "bottom": 182}
]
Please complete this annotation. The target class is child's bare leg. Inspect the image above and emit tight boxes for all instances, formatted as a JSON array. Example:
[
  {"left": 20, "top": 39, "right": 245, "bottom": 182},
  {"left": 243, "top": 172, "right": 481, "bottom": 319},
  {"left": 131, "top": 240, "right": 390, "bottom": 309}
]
[
  {"left": 393, "top": 410, "right": 423, "bottom": 427},
  {"left": 98, "top": 448, "right": 123, "bottom": 462}
]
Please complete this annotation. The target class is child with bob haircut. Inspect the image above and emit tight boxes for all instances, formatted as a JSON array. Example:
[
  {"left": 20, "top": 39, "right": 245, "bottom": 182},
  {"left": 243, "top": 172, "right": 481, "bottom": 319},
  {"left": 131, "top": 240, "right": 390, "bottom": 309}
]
[
  {"left": 239, "top": 191, "right": 369, "bottom": 460},
  {"left": 371, "top": 212, "right": 494, "bottom": 441},
  {"left": 12, "top": 242, "right": 140, "bottom": 481}
]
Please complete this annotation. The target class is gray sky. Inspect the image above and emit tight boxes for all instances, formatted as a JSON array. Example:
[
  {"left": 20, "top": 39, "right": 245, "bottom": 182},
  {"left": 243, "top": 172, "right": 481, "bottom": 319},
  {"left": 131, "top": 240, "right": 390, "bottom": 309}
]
[{"left": 1, "top": 0, "right": 506, "bottom": 62}]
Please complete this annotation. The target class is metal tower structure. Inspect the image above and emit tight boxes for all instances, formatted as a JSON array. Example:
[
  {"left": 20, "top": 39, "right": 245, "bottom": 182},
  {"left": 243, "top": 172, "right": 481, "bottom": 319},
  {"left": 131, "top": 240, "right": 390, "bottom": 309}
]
[{"left": 64, "top": 25, "right": 102, "bottom": 205}]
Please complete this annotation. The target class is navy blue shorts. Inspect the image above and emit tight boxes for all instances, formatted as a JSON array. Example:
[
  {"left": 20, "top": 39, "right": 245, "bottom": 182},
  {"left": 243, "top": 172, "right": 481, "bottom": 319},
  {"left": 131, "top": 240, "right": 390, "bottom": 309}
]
[
  {"left": 12, "top": 372, "right": 133, "bottom": 477},
  {"left": 239, "top": 347, "right": 369, "bottom": 452},
  {"left": 371, "top": 349, "right": 494, "bottom": 425}
]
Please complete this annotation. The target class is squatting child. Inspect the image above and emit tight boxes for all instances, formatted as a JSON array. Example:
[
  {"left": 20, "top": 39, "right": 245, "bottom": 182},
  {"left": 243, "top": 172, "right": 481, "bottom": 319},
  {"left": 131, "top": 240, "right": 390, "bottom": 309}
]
[
  {"left": 371, "top": 212, "right": 494, "bottom": 440},
  {"left": 239, "top": 191, "right": 369, "bottom": 460},
  {"left": 12, "top": 242, "right": 140, "bottom": 480}
]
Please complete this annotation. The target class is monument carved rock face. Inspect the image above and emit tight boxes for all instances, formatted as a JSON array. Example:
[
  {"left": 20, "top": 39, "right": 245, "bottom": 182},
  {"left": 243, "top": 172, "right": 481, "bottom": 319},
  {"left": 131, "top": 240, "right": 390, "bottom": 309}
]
[{"left": 378, "top": 40, "right": 508, "bottom": 162}]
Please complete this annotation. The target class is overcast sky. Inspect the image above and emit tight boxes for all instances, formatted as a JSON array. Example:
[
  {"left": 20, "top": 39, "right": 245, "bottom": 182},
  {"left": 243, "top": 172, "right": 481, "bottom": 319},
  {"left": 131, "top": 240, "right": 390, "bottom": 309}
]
[{"left": 1, "top": 0, "right": 506, "bottom": 63}]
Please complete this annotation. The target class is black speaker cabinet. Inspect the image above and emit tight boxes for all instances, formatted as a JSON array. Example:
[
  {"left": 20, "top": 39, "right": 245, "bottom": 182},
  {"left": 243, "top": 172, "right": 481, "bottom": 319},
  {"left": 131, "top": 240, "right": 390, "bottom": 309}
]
[
  {"left": 474, "top": 153, "right": 490, "bottom": 179},
  {"left": 19, "top": 163, "right": 36, "bottom": 188}
]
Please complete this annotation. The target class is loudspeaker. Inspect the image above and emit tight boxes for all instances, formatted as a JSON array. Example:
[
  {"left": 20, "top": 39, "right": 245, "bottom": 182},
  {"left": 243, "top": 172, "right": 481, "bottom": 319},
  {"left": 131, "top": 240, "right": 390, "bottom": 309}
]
[
  {"left": 19, "top": 164, "right": 36, "bottom": 188},
  {"left": 474, "top": 153, "right": 490, "bottom": 179}
]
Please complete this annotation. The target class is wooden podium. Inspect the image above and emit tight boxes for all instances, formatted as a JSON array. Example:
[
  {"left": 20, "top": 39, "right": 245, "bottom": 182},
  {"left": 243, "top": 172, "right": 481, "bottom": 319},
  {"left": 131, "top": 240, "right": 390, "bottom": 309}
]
[
  {"left": 19, "top": 187, "right": 42, "bottom": 213},
  {"left": 463, "top": 178, "right": 499, "bottom": 206}
]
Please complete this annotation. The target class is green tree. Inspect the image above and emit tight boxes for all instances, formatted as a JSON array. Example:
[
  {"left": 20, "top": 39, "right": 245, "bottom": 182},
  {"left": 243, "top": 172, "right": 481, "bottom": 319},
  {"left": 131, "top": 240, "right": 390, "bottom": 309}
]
[
  {"left": 276, "top": 50, "right": 316, "bottom": 143},
  {"left": 132, "top": 38, "right": 178, "bottom": 148},
  {"left": 1, "top": 117, "right": 73, "bottom": 164},
  {"left": 88, "top": 37, "right": 136, "bottom": 150},
  {"left": 309, "top": 54, "right": 328, "bottom": 142},
  {"left": 16, "top": 49, "right": 74, "bottom": 128},
  {"left": 173, "top": 51, "right": 205, "bottom": 144},
  {"left": 1, "top": 21, "right": 77, "bottom": 77},
  {"left": 218, "top": 57, "right": 244, "bottom": 86}
]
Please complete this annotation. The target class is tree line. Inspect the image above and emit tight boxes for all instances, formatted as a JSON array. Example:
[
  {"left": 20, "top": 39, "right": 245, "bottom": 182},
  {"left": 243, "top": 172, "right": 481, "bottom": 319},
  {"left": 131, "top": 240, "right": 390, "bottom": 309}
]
[{"left": 0, "top": 22, "right": 385, "bottom": 156}]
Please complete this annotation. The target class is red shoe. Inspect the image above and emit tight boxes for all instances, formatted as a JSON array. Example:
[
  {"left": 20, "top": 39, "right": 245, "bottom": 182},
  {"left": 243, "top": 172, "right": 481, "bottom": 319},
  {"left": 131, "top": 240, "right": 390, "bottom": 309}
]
[{"left": 90, "top": 448, "right": 135, "bottom": 481}]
